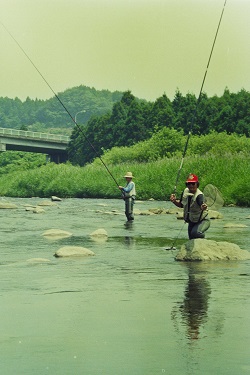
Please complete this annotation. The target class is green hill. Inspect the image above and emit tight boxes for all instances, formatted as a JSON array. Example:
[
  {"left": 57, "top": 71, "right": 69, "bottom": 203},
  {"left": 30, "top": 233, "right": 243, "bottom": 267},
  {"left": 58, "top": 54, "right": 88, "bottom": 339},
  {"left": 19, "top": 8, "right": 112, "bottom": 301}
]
[{"left": 0, "top": 85, "right": 123, "bottom": 135}]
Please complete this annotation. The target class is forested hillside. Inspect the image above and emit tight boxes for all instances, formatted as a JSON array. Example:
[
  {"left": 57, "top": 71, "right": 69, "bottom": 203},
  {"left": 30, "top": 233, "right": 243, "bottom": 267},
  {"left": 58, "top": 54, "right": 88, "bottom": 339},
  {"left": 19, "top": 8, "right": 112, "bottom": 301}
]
[
  {"left": 68, "top": 88, "right": 250, "bottom": 165},
  {"left": 0, "top": 85, "right": 123, "bottom": 134},
  {"left": 1, "top": 84, "right": 249, "bottom": 167}
]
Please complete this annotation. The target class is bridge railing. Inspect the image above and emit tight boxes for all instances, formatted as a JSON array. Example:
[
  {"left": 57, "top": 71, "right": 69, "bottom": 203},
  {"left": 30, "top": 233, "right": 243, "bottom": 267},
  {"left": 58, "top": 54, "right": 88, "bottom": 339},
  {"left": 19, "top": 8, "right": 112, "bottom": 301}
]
[{"left": 0, "top": 127, "right": 70, "bottom": 143}]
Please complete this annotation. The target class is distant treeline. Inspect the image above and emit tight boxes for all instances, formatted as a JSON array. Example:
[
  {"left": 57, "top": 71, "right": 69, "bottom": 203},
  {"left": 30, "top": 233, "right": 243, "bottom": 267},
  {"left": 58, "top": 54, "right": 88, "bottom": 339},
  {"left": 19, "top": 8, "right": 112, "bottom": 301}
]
[
  {"left": 0, "top": 85, "right": 123, "bottom": 134},
  {"left": 68, "top": 89, "right": 250, "bottom": 165},
  {"left": 1, "top": 84, "right": 250, "bottom": 166}
]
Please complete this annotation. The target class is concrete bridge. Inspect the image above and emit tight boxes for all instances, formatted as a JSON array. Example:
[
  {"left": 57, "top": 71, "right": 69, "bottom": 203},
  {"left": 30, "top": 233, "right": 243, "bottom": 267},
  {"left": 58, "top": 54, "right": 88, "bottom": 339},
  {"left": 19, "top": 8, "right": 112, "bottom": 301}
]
[{"left": 0, "top": 127, "right": 70, "bottom": 163}]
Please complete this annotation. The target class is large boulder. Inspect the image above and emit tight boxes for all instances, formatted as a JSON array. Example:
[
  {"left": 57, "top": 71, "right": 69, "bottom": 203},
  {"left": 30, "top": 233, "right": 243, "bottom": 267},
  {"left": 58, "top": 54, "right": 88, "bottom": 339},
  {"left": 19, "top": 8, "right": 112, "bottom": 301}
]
[
  {"left": 175, "top": 239, "right": 250, "bottom": 261},
  {"left": 54, "top": 246, "right": 95, "bottom": 258}
]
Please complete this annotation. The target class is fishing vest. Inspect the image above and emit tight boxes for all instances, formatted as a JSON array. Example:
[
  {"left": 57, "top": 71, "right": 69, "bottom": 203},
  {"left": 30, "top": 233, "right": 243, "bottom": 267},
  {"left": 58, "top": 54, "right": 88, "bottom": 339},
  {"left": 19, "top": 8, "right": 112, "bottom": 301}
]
[
  {"left": 124, "top": 181, "right": 136, "bottom": 199},
  {"left": 181, "top": 188, "right": 208, "bottom": 223}
]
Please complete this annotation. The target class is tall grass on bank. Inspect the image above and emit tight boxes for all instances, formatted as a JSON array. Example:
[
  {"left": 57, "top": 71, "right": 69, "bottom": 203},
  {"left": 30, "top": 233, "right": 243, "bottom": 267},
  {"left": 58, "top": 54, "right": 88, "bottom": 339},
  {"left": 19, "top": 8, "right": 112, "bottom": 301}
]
[
  {"left": 0, "top": 155, "right": 249, "bottom": 206},
  {"left": 95, "top": 129, "right": 250, "bottom": 164}
]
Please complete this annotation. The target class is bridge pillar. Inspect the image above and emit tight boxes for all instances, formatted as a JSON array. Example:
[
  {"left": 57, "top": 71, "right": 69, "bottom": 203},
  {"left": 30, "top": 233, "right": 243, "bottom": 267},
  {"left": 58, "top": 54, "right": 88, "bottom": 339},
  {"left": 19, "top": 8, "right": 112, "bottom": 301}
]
[
  {"left": 0, "top": 143, "right": 6, "bottom": 151},
  {"left": 49, "top": 153, "right": 68, "bottom": 164}
]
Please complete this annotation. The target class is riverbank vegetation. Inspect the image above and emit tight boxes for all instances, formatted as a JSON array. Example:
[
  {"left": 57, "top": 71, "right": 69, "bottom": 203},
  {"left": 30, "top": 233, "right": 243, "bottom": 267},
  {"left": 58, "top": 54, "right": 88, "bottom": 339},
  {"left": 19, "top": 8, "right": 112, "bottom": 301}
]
[
  {"left": 68, "top": 89, "right": 250, "bottom": 165},
  {"left": 0, "top": 134, "right": 249, "bottom": 206},
  {"left": 0, "top": 88, "right": 249, "bottom": 206}
]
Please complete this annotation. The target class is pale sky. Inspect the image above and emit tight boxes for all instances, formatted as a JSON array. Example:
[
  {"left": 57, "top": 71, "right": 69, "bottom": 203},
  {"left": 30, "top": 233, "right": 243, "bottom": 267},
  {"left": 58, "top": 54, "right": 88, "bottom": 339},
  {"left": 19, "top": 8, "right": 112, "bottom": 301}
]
[{"left": 0, "top": 0, "right": 249, "bottom": 102}]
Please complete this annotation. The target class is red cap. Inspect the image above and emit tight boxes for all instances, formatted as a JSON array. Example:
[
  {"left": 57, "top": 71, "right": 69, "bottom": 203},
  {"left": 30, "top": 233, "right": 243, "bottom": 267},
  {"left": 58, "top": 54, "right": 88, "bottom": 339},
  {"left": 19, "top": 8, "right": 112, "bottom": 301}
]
[{"left": 186, "top": 173, "right": 199, "bottom": 183}]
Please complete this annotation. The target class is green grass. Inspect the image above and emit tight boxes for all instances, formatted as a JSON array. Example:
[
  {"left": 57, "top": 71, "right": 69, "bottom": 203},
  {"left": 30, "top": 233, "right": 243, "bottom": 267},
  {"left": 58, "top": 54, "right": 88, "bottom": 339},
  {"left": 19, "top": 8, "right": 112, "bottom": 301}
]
[{"left": 0, "top": 155, "right": 249, "bottom": 206}]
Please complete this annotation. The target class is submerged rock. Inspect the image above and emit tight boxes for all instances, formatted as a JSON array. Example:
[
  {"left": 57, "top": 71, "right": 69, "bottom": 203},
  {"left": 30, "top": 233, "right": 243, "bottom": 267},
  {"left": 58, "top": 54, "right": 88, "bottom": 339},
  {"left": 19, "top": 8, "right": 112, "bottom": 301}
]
[
  {"left": 25, "top": 205, "right": 37, "bottom": 211},
  {"left": 27, "top": 258, "right": 51, "bottom": 263},
  {"left": 175, "top": 238, "right": 250, "bottom": 261},
  {"left": 223, "top": 223, "right": 248, "bottom": 228},
  {"left": 33, "top": 207, "right": 45, "bottom": 214},
  {"left": 0, "top": 202, "right": 18, "bottom": 209},
  {"left": 42, "top": 229, "right": 72, "bottom": 240},
  {"left": 89, "top": 228, "right": 108, "bottom": 243},
  {"left": 90, "top": 228, "right": 108, "bottom": 238},
  {"left": 148, "top": 208, "right": 168, "bottom": 214},
  {"left": 38, "top": 200, "right": 57, "bottom": 206},
  {"left": 54, "top": 246, "right": 95, "bottom": 258},
  {"left": 138, "top": 210, "right": 155, "bottom": 216}
]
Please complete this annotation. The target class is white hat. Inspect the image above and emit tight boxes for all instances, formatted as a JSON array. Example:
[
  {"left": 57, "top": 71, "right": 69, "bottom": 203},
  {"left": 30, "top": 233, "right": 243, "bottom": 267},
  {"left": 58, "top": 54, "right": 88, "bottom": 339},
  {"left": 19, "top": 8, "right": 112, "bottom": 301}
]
[{"left": 124, "top": 172, "right": 133, "bottom": 178}]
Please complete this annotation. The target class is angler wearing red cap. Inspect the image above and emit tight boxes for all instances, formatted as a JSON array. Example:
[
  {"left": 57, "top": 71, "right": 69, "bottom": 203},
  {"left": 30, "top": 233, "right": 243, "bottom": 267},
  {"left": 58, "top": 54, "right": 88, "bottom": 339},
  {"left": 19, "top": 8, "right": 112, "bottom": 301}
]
[{"left": 170, "top": 174, "right": 210, "bottom": 239}]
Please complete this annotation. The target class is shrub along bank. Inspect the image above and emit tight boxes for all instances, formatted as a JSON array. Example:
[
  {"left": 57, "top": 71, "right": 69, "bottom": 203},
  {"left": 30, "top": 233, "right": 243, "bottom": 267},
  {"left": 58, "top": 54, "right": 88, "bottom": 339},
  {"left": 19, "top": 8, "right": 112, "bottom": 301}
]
[{"left": 0, "top": 155, "right": 249, "bottom": 207}]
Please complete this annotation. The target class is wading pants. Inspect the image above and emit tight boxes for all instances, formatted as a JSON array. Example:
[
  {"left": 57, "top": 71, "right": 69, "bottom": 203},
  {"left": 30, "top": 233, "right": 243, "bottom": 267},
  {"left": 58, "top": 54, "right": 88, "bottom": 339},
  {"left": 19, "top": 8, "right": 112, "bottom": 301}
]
[
  {"left": 124, "top": 197, "right": 135, "bottom": 221},
  {"left": 188, "top": 219, "right": 210, "bottom": 239}
]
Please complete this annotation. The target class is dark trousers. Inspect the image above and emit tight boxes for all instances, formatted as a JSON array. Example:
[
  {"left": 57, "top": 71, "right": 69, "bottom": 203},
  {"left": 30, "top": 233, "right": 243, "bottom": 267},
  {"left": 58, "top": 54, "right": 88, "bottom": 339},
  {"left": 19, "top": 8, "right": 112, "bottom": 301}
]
[
  {"left": 124, "top": 197, "right": 134, "bottom": 221},
  {"left": 188, "top": 219, "right": 210, "bottom": 239}
]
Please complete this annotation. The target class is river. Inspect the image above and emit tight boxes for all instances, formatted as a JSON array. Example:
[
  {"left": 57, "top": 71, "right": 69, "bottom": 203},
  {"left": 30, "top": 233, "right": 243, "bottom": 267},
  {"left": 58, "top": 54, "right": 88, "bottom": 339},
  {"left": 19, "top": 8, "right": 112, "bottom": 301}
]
[{"left": 0, "top": 197, "right": 250, "bottom": 375}]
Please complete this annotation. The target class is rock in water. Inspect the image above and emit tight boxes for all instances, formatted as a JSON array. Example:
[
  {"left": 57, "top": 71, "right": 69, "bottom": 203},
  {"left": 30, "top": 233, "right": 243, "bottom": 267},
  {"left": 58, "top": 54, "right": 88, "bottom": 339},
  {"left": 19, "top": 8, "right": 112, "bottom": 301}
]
[
  {"left": 42, "top": 229, "right": 73, "bottom": 240},
  {"left": 27, "top": 258, "right": 51, "bottom": 263},
  {"left": 38, "top": 201, "right": 57, "bottom": 206},
  {"left": 90, "top": 228, "right": 108, "bottom": 237},
  {"left": 223, "top": 223, "right": 248, "bottom": 228},
  {"left": 33, "top": 207, "right": 45, "bottom": 214},
  {"left": 89, "top": 228, "right": 108, "bottom": 243},
  {"left": 54, "top": 246, "right": 95, "bottom": 258},
  {"left": 51, "top": 196, "right": 62, "bottom": 201},
  {"left": 0, "top": 202, "right": 18, "bottom": 209},
  {"left": 175, "top": 239, "right": 250, "bottom": 261}
]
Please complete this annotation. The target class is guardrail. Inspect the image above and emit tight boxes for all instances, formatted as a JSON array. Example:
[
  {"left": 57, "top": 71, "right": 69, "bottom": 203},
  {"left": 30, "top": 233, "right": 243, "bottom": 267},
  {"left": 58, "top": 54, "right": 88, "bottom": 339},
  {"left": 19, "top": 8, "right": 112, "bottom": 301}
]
[{"left": 0, "top": 127, "right": 70, "bottom": 143}]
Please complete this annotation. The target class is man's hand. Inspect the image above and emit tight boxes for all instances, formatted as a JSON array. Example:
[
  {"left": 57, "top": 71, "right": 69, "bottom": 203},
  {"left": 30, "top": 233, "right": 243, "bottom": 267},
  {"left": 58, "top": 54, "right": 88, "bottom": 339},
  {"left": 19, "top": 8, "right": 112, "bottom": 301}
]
[
  {"left": 201, "top": 203, "right": 208, "bottom": 211},
  {"left": 170, "top": 194, "right": 176, "bottom": 203}
]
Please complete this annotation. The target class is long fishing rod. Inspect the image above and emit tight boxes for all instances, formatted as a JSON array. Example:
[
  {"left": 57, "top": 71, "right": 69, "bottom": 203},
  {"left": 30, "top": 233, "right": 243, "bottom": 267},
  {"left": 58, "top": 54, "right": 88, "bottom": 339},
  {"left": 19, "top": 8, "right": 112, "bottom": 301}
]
[
  {"left": 166, "top": 0, "right": 227, "bottom": 251},
  {"left": 173, "top": 0, "right": 228, "bottom": 194},
  {"left": 0, "top": 21, "right": 120, "bottom": 189}
]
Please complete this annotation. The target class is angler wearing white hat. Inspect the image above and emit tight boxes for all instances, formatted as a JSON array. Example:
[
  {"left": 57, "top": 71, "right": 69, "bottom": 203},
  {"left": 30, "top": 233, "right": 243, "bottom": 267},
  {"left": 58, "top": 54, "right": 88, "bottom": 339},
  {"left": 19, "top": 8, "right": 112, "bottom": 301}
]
[{"left": 118, "top": 172, "right": 136, "bottom": 222}]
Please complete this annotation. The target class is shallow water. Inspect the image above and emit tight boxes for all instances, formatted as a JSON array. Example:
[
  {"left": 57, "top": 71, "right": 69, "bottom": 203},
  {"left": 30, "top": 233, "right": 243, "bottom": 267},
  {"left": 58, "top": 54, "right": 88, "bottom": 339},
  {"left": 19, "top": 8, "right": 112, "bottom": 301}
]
[{"left": 0, "top": 198, "right": 250, "bottom": 375}]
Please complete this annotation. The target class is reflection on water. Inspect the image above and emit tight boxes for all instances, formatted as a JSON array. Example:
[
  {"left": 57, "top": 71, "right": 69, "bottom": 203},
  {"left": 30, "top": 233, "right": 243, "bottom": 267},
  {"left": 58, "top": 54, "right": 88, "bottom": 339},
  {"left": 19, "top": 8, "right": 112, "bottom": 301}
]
[
  {"left": 172, "top": 263, "right": 211, "bottom": 341},
  {"left": 124, "top": 236, "right": 135, "bottom": 248}
]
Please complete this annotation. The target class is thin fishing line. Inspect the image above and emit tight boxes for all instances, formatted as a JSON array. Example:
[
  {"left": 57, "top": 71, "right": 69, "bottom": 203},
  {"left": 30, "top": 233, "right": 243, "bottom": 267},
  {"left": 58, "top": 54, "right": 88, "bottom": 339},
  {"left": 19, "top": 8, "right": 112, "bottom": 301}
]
[
  {"left": 0, "top": 21, "right": 120, "bottom": 188},
  {"left": 173, "top": 0, "right": 228, "bottom": 193},
  {"left": 165, "top": 221, "right": 186, "bottom": 251}
]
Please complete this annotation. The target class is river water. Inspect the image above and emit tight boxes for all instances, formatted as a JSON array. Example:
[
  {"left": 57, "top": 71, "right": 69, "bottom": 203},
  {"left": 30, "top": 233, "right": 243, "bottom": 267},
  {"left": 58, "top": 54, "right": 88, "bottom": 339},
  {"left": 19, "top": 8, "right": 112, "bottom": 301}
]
[{"left": 1, "top": 197, "right": 250, "bottom": 375}]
